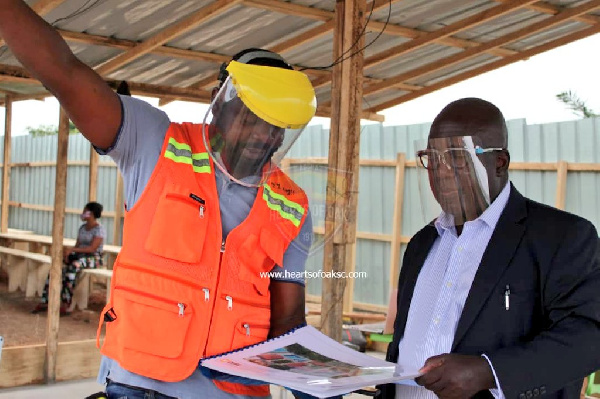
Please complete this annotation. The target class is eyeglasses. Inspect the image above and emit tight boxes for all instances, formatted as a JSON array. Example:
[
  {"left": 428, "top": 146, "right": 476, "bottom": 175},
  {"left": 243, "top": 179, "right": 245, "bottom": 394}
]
[{"left": 417, "top": 146, "right": 504, "bottom": 170}]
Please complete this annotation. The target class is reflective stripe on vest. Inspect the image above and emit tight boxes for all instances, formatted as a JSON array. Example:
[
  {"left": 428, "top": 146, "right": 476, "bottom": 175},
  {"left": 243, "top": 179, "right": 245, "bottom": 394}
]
[
  {"left": 164, "top": 137, "right": 211, "bottom": 173},
  {"left": 262, "top": 184, "right": 305, "bottom": 227}
]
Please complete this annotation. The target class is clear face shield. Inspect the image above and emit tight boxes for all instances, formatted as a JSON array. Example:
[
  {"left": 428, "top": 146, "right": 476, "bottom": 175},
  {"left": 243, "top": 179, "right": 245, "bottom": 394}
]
[
  {"left": 415, "top": 136, "right": 503, "bottom": 226},
  {"left": 203, "top": 61, "right": 317, "bottom": 187}
]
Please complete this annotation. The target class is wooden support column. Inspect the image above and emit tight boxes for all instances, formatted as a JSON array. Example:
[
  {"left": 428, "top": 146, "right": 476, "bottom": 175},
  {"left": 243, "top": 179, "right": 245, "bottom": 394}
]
[
  {"left": 45, "top": 107, "right": 69, "bottom": 383},
  {"left": 342, "top": 243, "right": 357, "bottom": 313},
  {"left": 555, "top": 160, "right": 568, "bottom": 210},
  {"left": 389, "top": 153, "right": 406, "bottom": 294},
  {"left": 88, "top": 146, "right": 99, "bottom": 202},
  {"left": 321, "top": 0, "right": 366, "bottom": 340},
  {"left": 1, "top": 95, "right": 12, "bottom": 232}
]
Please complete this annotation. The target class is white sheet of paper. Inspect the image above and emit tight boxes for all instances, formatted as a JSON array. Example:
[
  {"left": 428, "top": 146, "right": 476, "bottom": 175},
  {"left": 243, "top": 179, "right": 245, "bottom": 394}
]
[{"left": 202, "top": 325, "right": 419, "bottom": 398}]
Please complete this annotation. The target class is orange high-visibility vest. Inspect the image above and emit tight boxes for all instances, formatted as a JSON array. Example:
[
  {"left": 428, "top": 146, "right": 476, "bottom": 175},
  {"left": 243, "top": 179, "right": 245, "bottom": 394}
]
[{"left": 97, "top": 122, "right": 308, "bottom": 397}]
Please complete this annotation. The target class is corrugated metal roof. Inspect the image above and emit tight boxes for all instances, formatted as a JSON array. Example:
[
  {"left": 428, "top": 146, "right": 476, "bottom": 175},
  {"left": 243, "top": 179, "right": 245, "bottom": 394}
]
[{"left": 1, "top": 0, "right": 599, "bottom": 119}]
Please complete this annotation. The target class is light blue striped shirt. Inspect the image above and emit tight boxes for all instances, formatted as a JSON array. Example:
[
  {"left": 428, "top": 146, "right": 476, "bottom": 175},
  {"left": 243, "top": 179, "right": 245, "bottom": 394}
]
[{"left": 396, "top": 182, "right": 511, "bottom": 399}]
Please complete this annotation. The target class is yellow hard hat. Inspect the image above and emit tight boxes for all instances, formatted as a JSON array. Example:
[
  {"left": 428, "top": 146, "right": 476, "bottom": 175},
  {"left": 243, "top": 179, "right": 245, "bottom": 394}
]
[{"left": 225, "top": 61, "right": 317, "bottom": 129}]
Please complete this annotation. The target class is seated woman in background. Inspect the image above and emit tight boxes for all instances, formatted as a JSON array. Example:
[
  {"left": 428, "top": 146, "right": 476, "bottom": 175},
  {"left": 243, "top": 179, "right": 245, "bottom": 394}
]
[{"left": 33, "top": 201, "right": 106, "bottom": 315}]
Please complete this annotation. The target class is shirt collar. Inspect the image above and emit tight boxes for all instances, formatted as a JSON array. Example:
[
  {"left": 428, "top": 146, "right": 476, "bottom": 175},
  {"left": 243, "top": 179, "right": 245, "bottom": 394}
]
[
  {"left": 213, "top": 153, "right": 262, "bottom": 186},
  {"left": 434, "top": 181, "right": 511, "bottom": 235}
]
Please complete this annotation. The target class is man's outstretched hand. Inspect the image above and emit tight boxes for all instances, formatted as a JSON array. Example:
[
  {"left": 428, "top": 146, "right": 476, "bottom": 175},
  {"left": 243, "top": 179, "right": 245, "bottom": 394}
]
[{"left": 415, "top": 353, "right": 496, "bottom": 399}]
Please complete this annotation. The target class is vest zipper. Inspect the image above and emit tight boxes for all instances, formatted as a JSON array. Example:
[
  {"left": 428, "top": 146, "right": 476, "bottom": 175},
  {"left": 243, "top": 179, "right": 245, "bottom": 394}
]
[
  {"left": 202, "top": 288, "right": 210, "bottom": 302},
  {"left": 115, "top": 285, "right": 187, "bottom": 316},
  {"left": 221, "top": 294, "right": 270, "bottom": 310},
  {"left": 243, "top": 322, "right": 270, "bottom": 336},
  {"left": 202, "top": 239, "right": 226, "bottom": 357},
  {"left": 165, "top": 192, "right": 206, "bottom": 218}
]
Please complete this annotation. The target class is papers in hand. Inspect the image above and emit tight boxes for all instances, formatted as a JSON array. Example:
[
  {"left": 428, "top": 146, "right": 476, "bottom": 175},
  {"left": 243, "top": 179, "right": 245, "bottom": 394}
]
[{"left": 201, "top": 325, "right": 419, "bottom": 398}]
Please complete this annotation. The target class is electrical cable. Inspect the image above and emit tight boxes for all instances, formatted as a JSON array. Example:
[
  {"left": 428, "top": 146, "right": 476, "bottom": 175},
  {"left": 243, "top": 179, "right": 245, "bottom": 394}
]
[
  {"left": 300, "top": 0, "right": 392, "bottom": 72},
  {"left": 50, "top": 0, "right": 103, "bottom": 26}
]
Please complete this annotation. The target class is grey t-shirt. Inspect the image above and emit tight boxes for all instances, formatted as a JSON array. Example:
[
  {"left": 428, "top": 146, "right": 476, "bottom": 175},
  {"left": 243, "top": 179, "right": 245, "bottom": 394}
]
[
  {"left": 76, "top": 224, "right": 106, "bottom": 254},
  {"left": 96, "top": 95, "right": 312, "bottom": 399}
]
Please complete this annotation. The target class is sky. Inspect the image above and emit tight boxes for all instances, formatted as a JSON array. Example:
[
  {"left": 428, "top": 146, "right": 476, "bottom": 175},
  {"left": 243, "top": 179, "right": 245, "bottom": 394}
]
[{"left": 2, "top": 33, "right": 599, "bottom": 136}]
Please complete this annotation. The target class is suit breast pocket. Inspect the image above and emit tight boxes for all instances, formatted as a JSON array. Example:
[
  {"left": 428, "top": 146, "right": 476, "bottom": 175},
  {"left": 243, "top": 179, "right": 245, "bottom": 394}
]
[
  {"left": 145, "top": 184, "right": 209, "bottom": 264},
  {"left": 498, "top": 283, "right": 538, "bottom": 339}
]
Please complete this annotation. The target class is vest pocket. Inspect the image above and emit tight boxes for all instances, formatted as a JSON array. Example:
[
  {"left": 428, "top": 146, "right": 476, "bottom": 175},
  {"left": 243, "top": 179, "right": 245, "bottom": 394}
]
[
  {"left": 231, "top": 319, "right": 270, "bottom": 350},
  {"left": 145, "top": 184, "right": 208, "bottom": 263},
  {"left": 114, "top": 287, "right": 193, "bottom": 359}
]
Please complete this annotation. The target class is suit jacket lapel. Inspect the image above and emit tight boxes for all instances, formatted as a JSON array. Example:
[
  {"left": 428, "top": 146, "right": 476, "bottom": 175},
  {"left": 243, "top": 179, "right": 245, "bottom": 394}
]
[{"left": 452, "top": 184, "right": 527, "bottom": 351}]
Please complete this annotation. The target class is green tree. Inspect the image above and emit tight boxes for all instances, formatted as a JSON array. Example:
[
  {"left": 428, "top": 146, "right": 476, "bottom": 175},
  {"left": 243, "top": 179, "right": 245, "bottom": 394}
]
[
  {"left": 26, "top": 121, "right": 79, "bottom": 136},
  {"left": 556, "top": 90, "right": 598, "bottom": 118}
]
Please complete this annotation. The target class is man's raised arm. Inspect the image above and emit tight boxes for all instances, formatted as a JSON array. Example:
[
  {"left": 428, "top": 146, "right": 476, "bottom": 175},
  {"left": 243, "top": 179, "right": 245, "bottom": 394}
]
[{"left": 0, "top": 0, "right": 122, "bottom": 149}]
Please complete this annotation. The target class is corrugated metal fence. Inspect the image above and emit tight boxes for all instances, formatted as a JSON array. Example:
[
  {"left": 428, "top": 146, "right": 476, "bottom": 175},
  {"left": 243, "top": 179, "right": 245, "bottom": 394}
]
[{"left": 1, "top": 117, "right": 599, "bottom": 309}]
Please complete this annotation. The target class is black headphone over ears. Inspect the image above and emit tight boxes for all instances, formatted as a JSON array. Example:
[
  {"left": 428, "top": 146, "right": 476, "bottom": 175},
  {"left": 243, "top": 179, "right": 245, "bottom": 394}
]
[{"left": 217, "top": 48, "right": 293, "bottom": 87}]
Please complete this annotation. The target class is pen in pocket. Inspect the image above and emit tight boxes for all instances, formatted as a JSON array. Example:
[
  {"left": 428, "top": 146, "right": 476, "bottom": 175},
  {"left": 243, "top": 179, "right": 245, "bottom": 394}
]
[{"left": 504, "top": 285, "right": 510, "bottom": 311}]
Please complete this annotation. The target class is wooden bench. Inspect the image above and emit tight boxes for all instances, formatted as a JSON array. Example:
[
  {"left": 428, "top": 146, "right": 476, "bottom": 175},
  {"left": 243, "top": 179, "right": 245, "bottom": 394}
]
[
  {"left": 69, "top": 268, "right": 113, "bottom": 312},
  {"left": 0, "top": 246, "right": 51, "bottom": 297},
  {"left": 306, "top": 310, "right": 387, "bottom": 323}
]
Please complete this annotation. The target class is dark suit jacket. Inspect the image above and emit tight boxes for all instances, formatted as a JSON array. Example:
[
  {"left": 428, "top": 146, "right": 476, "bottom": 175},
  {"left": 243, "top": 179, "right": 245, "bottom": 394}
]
[{"left": 378, "top": 184, "right": 600, "bottom": 399}]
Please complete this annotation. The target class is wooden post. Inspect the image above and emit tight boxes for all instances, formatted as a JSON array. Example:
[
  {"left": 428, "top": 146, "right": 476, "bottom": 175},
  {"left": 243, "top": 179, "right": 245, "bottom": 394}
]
[
  {"left": 88, "top": 146, "right": 99, "bottom": 202},
  {"left": 555, "top": 160, "right": 568, "bottom": 210},
  {"left": 321, "top": 0, "right": 365, "bottom": 340},
  {"left": 389, "top": 153, "right": 406, "bottom": 293},
  {"left": 113, "top": 171, "right": 124, "bottom": 245},
  {"left": 280, "top": 158, "right": 291, "bottom": 174},
  {"left": 1, "top": 95, "right": 12, "bottom": 233},
  {"left": 342, "top": 243, "right": 357, "bottom": 313},
  {"left": 45, "top": 107, "right": 69, "bottom": 383}
]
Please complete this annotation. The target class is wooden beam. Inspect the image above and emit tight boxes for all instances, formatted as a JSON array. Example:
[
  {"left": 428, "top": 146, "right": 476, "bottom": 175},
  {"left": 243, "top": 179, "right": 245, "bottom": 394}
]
[
  {"left": 353, "top": 301, "right": 388, "bottom": 314},
  {"left": 369, "top": 23, "right": 600, "bottom": 112},
  {"left": 158, "top": 0, "right": 514, "bottom": 106},
  {"left": 10, "top": 160, "right": 116, "bottom": 168},
  {"left": 364, "top": 0, "right": 600, "bottom": 98},
  {"left": 31, "top": 0, "right": 67, "bottom": 15},
  {"left": 555, "top": 160, "right": 568, "bottom": 210},
  {"left": 59, "top": 29, "right": 231, "bottom": 64},
  {"left": 95, "top": 0, "right": 241, "bottom": 75},
  {"left": 389, "top": 153, "right": 405, "bottom": 292},
  {"left": 0, "top": 92, "right": 50, "bottom": 105},
  {"left": 286, "top": 157, "right": 600, "bottom": 172},
  {"left": 271, "top": 20, "right": 336, "bottom": 54},
  {"left": 0, "top": 339, "right": 103, "bottom": 388},
  {"left": 313, "top": 225, "right": 410, "bottom": 244},
  {"left": 246, "top": 0, "right": 517, "bottom": 57},
  {"left": 321, "top": 0, "right": 366, "bottom": 340},
  {"left": 88, "top": 146, "right": 99, "bottom": 202},
  {"left": 1, "top": 95, "right": 12, "bottom": 233},
  {"left": 243, "top": 0, "right": 332, "bottom": 20},
  {"left": 364, "top": 0, "right": 539, "bottom": 70},
  {"left": 6, "top": 201, "right": 117, "bottom": 217},
  {"left": 45, "top": 107, "right": 69, "bottom": 383},
  {"left": 566, "top": 163, "right": 600, "bottom": 172},
  {"left": 0, "top": 64, "right": 212, "bottom": 103},
  {"left": 316, "top": 105, "right": 384, "bottom": 122},
  {"left": 0, "top": 0, "right": 66, "bottom": 46},
  {"left": 496, "top": 0, "right": 600, "bottom": 25}
]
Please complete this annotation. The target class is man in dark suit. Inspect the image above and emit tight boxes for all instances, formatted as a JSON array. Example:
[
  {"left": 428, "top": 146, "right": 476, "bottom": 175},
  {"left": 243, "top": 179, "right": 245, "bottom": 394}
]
[{"left": 378, "top": 98, "right": 600, "bottom": 399}]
